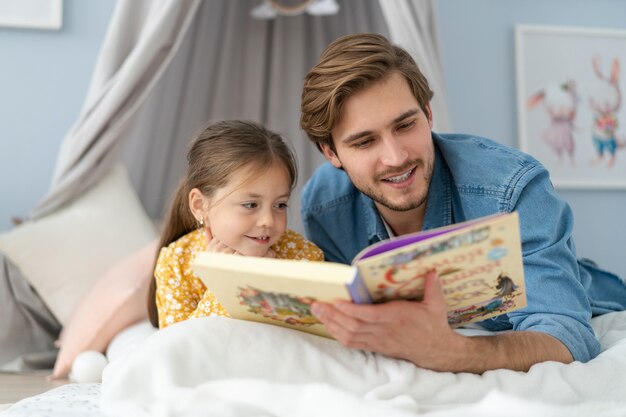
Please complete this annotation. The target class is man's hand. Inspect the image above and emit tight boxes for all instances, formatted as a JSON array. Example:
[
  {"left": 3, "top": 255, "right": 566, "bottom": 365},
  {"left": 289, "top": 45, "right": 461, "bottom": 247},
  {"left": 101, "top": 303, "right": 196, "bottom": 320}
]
[
  {"left": 311, "top": 270, "right": 574, "bottom": 373},
  {"left": 311, "top": 270, "right": 463, "bottom": 370}
]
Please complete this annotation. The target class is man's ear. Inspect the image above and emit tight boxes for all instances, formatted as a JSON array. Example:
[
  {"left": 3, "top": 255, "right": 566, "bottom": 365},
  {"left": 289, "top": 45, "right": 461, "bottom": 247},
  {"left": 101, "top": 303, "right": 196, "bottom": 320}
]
[
  {"left": 426, "top": 103, "right": 434, "bottom": 129},
  {"left": 320, "top": 143, "right": 342, "bottom": 169},
  {"left": 188, "top": 188, "right": 209, "bottom": 224}
]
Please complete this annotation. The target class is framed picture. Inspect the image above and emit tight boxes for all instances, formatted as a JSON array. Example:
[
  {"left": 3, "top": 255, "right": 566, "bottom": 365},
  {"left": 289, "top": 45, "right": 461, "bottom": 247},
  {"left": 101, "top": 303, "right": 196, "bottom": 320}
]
[
  {"left": 516, "top": 24, "right": 626, "bottom": 189},
  {"left": 0, "top": 0, "right": 62, "bottom": 30}
]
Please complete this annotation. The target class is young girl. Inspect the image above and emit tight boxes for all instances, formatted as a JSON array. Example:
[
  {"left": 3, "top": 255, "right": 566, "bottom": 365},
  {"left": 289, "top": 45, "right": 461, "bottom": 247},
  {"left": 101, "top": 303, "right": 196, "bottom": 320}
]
[{"left": 147, "top": 120, "right": 323, "bottom": 328}]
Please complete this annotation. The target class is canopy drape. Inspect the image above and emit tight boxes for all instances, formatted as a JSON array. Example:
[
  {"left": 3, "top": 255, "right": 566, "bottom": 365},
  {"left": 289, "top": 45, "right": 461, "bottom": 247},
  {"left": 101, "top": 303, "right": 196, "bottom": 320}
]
[{"left": 31, "top": 0, "right": 450, "bottom": 234}]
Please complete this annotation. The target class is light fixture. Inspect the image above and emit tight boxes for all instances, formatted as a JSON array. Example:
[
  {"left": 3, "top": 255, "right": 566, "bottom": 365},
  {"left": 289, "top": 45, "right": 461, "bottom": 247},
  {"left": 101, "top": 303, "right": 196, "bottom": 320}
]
[{"left": 250, "top": 0, "right": 340, "bottom": 19}]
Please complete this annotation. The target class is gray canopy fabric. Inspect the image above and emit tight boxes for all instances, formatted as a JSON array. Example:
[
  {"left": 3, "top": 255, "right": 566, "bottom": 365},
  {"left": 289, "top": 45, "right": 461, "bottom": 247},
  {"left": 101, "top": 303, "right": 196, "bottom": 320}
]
[
  {"left": 379, "top": 0, "right": 450, "bottom": 131},
  {"left": 30, "top": 0, "right": 451, "bottom": 234},
  {"left": 30, "top": 0, "right": 202, "bottom": 220}
]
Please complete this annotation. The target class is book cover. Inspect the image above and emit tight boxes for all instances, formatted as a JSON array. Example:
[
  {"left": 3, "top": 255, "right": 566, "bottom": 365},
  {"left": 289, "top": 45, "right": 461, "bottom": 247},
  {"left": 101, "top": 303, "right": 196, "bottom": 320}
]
[{"left": 192, "top": 212, "right": 526, "bottom": 337}]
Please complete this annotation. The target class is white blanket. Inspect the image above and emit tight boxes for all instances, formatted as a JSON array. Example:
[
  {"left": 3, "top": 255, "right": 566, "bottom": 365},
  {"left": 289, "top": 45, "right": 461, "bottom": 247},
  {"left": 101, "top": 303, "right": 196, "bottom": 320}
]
[{"left": 101, "top": 312, "right": 626, "bottom": 417}]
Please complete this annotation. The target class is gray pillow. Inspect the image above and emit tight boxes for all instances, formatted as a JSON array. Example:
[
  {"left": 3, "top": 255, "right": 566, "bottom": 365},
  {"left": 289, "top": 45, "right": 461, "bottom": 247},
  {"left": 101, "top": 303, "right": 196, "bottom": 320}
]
[{"left": 0, "top": 252, "right": 61, "bottom": 371}]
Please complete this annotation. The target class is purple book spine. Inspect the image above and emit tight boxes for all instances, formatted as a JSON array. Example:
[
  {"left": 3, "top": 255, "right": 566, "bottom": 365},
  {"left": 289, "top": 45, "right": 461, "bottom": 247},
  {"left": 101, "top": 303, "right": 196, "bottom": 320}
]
[{"left": 347, "top": 270, "right": 372, "bottom": 304}]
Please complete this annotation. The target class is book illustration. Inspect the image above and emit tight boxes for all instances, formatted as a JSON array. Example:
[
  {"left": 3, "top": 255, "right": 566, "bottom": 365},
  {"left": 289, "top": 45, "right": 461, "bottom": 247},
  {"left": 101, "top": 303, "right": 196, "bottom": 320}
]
[
  {"left": 355, "top": 216, "right": 526, "bottom": 326},
  {"left": 447, "top": 272, "right": 523, "bottom": 326},
  {"left": 365, "top": 224, "right": 505, "bottom": 302},
  {"left": 237, "top": 286, "right": 321, "bottom": 327}
]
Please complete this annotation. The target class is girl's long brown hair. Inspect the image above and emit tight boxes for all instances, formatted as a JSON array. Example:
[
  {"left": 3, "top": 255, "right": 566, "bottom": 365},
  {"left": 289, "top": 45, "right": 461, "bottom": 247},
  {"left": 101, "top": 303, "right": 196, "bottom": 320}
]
[{"left": 147, "top": 120, "right": 297, "bottom": 327}]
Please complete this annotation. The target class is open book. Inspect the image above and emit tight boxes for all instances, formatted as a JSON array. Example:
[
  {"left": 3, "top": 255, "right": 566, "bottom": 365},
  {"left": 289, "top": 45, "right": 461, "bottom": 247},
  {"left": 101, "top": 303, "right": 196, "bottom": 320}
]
[{"left": 192, "top": 212, "right": 526, "bottom": 338}]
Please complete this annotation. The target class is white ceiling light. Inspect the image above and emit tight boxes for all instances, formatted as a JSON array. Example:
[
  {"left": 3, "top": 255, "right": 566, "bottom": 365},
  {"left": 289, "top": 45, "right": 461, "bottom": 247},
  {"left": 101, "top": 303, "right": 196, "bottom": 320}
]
[
  {"left": 306, "top": 0, "right": 340, "bottom": 16},
  {"left": 250, "top": 0, "right": 340, "bottom": 19}
]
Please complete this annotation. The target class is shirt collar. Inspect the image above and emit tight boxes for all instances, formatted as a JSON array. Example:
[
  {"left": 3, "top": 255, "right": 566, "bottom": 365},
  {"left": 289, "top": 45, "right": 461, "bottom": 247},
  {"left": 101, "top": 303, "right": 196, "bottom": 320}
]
[
  {"left": 364, "top": 193, "right": 389, "bottom": 243},
  {"left": 423, "top": 140, "right": 453, "bottom": 230}
]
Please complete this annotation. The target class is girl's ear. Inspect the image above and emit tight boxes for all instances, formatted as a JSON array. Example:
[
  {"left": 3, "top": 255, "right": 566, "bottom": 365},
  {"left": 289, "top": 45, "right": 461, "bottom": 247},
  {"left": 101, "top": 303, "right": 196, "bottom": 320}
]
[{"left": 188, "top": 188, "right": 209, "bottom": 225}]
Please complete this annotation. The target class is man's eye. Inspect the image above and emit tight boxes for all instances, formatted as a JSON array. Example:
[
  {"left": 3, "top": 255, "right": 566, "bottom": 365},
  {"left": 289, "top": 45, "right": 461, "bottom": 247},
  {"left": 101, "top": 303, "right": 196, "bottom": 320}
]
[
  {"left": 353, "top": 138, "right": 373, "bottom": 148},
  {"left": 242, "top": 202, "right": 258, "bottom": 209},
  {"left": 397, "top": 120, "right": 415, "bottom": 131}
]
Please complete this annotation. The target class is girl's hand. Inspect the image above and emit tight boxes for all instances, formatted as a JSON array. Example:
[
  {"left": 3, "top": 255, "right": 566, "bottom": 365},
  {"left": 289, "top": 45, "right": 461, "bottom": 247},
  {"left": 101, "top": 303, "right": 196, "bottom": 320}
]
[{"left": 204, "top": 227, "right": 241, "bottom": 255}]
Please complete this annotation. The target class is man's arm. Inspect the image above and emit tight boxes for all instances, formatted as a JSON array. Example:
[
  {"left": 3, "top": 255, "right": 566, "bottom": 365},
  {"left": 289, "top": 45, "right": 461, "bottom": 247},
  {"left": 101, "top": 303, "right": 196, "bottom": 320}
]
[{"left": 311, "top": 271, "right": 573, "bottom": 373}]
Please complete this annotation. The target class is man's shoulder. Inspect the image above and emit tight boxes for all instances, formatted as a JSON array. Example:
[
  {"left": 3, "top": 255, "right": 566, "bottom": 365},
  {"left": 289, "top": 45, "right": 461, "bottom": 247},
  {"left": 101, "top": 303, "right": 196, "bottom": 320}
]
[
  {"left": 301, "top": 162, "right": 359, "bottom": 213},
  {"left": 434, "top": 133, "right": 546, "bottom": 190},
  {"left": 434, "top": 132, "right": 538, "bottom": 164}
]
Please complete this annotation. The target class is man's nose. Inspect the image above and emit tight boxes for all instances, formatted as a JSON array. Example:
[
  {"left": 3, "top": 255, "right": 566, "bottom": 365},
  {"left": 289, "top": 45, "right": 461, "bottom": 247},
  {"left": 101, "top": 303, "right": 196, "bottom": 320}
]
[{"left": 380, "top": 135, "right": 409, "bottom": 166}]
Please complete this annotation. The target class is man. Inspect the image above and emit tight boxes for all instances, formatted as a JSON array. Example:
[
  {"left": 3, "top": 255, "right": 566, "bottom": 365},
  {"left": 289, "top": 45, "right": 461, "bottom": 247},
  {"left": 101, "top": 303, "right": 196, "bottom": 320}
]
[{"left": 299, "top": 33, "right": 626, "bottom": 373}]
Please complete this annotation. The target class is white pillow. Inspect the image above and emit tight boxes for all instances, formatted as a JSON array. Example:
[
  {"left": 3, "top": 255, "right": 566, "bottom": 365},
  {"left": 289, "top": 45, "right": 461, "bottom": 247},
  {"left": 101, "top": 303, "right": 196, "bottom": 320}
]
[{"left": 0, "top": 165, "right": 157, "bottom": 324}]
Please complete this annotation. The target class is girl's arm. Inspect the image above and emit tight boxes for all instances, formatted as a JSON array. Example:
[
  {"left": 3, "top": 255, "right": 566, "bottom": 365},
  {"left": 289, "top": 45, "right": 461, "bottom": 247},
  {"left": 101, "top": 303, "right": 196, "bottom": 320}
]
[{"left": 153, "top": 247, "right": 205, "bottom": 328}]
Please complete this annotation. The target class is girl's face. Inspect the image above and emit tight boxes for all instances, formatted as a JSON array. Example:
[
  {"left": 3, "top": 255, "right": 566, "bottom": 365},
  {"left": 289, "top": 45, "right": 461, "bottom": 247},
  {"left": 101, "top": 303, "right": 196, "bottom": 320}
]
[{"left": 205, "top": 163, "right": 291, "bottom": 257}]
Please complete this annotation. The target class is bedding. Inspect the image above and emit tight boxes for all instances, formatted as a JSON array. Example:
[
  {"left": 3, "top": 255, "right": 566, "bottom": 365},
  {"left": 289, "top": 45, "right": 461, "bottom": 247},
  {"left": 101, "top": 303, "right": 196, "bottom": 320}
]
[
  {"left": 52, "top": 240, "right": 158, "bottom": 379},
  {"left": 101, "top": 311, "right": 626, "bottom": 416},
  {"left": 0, "top": 164, "right": 158, "bottom": 378},
  {"left": 4, "top": 311, "right": 626, "bottom": 416},
  {"left": 1, "top": 384, "right": 102, "bottom": 417},
  {"left": 0, "top": 165, "right": 157, "bottom": 326}
]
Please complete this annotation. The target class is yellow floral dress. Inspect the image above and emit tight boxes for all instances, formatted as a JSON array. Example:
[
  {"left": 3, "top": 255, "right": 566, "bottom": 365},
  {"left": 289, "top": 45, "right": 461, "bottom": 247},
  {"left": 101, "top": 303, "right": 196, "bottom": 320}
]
[{"left": 154, "top": 228, "right": 324, "bottom": 328}]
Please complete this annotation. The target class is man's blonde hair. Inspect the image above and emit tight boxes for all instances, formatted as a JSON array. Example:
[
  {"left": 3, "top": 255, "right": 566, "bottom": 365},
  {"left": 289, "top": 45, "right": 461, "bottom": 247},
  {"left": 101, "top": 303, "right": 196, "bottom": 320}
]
[{"left": 300, "top": 33, "right": 433, "bottom": 151}]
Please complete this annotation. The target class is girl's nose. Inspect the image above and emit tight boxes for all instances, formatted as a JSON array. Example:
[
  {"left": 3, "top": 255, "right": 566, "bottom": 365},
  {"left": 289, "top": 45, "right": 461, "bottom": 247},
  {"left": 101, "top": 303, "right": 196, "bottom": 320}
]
[{"left": 257, "top": 209, "right": 274, "bottom": 228}]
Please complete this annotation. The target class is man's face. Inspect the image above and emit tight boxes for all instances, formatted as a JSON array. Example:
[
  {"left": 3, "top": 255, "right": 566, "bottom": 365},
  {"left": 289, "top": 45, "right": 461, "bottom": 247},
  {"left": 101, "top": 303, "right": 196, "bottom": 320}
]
[{"left": 322, "top": 71, "right": 435, "bottom": 215}]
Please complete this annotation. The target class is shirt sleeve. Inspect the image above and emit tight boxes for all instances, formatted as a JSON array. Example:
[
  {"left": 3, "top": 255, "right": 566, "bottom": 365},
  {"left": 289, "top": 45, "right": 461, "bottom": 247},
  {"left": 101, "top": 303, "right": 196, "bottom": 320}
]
[
  {"left": 301, "top": 212, "right": 350, "bottom": 264},
  {"left": 188, "top": 289, "right": 229, "bottom": 320},
  {"left": 505, "top": 166, "right": 599, "bottom": 362},
  {"left": 154, "top": 246, "right": 224, "bottom": 328},
  {"left": 273, "top": 229, "right": 324, "bottom": 261}
]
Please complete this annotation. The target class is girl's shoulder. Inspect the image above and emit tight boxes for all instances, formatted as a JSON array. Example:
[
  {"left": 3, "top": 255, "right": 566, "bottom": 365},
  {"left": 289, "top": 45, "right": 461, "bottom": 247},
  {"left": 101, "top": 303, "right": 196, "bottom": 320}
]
[
  {"left": 157, "top": 228, "right": 205, "bottom": 263},
  {"left": 273, "top": 229, "right": 324, "bottom": 261}
]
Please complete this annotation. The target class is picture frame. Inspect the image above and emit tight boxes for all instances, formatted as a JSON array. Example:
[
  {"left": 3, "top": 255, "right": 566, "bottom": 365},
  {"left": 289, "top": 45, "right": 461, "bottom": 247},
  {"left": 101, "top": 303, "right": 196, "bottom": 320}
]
[
  {"left": 0, "top": 0, "right": 62, "bottom": 30},
  {"left": 516, "top": 24, "right": 626, "bottom": 189}
]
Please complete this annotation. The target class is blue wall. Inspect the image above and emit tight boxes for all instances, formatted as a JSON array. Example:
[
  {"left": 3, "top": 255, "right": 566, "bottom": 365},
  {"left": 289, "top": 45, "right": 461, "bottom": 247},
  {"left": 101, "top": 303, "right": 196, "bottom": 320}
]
[
  {"left": 438, "top": 0, "right": 626, "bottom": 274},
  {"left": 1, "top": 0, "right": 624, "bottom": 275},
  {"left": 0, "top": 0, "right": 116, "bottom": 231}
]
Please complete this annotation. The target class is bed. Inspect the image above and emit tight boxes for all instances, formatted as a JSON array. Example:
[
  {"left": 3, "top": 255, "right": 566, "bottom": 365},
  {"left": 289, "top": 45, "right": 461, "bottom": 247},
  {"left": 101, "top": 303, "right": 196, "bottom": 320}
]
[
  {"left": 2, "top": 310, "right": 626, "bottom": 417},
  {"left": 1, "top": 164, "right": 624, "bottom": 417}
]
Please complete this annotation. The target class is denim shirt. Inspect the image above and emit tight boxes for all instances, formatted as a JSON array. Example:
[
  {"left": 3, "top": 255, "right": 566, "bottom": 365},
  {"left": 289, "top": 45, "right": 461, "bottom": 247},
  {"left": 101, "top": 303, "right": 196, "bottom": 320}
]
[{"left": 301, "top": 132, "right": 626, "bottom": 363}]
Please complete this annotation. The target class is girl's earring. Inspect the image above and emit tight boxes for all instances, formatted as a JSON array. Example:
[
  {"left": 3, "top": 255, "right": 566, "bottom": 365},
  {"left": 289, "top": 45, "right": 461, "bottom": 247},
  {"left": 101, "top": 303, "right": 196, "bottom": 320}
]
[{"left": 198, "top": 217, "right": 204, "bottom": 228}]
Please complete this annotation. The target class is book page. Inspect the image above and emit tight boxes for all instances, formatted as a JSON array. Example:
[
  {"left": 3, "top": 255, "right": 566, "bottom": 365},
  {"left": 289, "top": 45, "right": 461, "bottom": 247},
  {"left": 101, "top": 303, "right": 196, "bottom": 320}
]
[
  {"left": 192, "top": 254, "right": 355, "bottom": 338},
  {"left": 355, "top": 212, "right": 526, "bottom": 327}
]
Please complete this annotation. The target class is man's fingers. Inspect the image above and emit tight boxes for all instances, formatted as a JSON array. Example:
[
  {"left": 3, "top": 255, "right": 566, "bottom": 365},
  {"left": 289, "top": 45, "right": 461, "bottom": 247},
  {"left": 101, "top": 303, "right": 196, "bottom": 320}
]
[
  {"left": 333, "top": 299, "right": 408, "bottom": 323},
  {"left": 312, "top": 302, "right": 379, "bottom": 333},
  {"left": 311, "top": 303, "right": 374, "bottom": 347},
  {"left": 422, "top": 269, "right": 445, "bottom": 306}
]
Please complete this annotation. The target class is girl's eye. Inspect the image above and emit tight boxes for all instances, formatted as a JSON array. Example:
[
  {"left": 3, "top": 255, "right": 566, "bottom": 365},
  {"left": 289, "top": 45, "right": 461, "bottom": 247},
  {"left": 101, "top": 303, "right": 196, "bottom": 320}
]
[
  {"left": 275, "top": 202, "right": 289, "bottom": 210},
  {"left": 242, "top": 202, "right": 258, "bottom": 209}
]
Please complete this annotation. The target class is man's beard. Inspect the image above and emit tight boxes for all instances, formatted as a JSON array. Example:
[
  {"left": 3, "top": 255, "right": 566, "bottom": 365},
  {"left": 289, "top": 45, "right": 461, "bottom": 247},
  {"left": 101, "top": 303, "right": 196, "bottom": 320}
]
[{"left": 347, "top": 158, "right": 433, "bottom": 212}]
